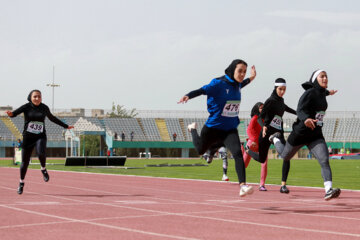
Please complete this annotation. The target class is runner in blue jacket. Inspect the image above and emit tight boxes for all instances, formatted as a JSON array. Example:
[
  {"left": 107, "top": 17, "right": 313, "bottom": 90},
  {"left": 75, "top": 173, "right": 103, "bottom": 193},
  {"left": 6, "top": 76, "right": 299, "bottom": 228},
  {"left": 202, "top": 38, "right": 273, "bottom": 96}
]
[{"left": 178, "top": 59, "right": 256, "bottom": 197}]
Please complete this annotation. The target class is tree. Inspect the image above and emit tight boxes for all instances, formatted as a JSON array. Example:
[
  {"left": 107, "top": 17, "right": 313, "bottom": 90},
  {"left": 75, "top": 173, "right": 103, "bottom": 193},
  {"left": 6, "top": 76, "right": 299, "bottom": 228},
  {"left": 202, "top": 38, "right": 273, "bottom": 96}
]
[
  {"left": 109, "top": 102, "right": 138, "bottom": 118},
  {"left": 83, "top": 135, "right": 100, "bottom": 156}
]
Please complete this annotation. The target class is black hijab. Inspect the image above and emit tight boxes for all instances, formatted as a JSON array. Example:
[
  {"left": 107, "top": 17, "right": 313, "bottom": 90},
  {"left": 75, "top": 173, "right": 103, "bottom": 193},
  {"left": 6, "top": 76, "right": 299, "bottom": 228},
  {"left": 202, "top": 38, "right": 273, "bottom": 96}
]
[
  {"left": 27, "top": 89, "right": 41, "bottom": 102},
  {"left": 27, "top": 90, "right": 42, "bottom": 107},
  {"left": 224, "top": 59, "right": 248, "bottom": 81},
  {"left": 269, "top": 78, "right": 286, "bottom": 102}
]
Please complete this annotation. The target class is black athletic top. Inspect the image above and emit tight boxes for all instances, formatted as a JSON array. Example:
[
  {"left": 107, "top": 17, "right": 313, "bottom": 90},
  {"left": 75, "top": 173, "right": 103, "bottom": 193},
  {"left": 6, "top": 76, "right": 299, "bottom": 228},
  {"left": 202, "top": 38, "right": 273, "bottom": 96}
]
[
  {"left": 288, "top": 81, "right": 329, "bottom": 145},
  {"left": 258, "top": 89, "right": 296, "bottom": 135},
  {"left": 11, "top": 102, "right": 68, "bottom": 137}
]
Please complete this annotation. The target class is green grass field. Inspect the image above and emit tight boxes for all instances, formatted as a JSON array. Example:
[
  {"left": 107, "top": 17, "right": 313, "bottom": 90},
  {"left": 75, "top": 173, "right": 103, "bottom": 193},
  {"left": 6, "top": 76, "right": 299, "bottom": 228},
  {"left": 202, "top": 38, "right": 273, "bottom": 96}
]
[{"left": 1, "top": 158, "right": 359, "bottom": 190}]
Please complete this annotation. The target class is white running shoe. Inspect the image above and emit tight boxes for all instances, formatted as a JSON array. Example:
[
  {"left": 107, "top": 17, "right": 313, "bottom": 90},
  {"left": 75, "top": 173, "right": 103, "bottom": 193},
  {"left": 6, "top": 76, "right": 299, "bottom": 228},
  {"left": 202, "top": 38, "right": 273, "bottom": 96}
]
[
  {"left": 239, "top": 185, "right": 254, "bottom": 197},
  {"left": 222, "top": 174, "right": 229, "bottom": 181},
  {"left": 187, "top": 122, "right": 197, "bottom": 132}
]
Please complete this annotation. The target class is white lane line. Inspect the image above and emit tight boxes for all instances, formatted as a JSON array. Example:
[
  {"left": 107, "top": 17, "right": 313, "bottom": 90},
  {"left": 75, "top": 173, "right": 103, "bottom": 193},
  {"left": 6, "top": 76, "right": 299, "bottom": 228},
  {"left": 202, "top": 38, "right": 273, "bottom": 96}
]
[
  {"left": 15, "top": 202, "right": 60, "bottom": 205},
  {"left": 115, "top": 200, "right": 158, "bottom": 204},
  {"left": 181, "top": 213, "right": 360, "bottom": 238},
  {"left": 3, "top": 166, "right": 359, "bottom": 192},
  {"left": 0, "top": 203, "right": 199, "bottom": 240},
  {"left": 0, "top": 207, "right": 261, "bottom": 231},
  {"left": 1, "top": 179, "right": 360, "bottom": 224},
  {"left": 2, "top": 184, "right": 360, "bottom": 238},
  {"left": 146, "top": 195, "right": 360, "bottom": 222},
  {"left": 1, "top": 172, "right": 360, "bottom": 238},
  {"left": 0, "top": 213, "right": 172, "bottom": 230},
  {"left": 25, "top": 179, "right": 360, "bottom": 221},
  {"left": 50, "top": 168, "right": 360, "bottom": 192},
  {"left": 3, "top": 175, "right": 360, "bottom": 223},
  {"left": 206, "top": 200, "right": 245, "bottom": 203},
  {"left": 30, "top": 179, "right": 360, "bottom": 212},
  {"left": 3, "top": 189, "right": 360, "bottom": 238},
  {"left": 0, "top": 220, "right": 72, "bottom": 229},
  {"left": 43, "top": 171, "right": 360, "bottom": 207}
]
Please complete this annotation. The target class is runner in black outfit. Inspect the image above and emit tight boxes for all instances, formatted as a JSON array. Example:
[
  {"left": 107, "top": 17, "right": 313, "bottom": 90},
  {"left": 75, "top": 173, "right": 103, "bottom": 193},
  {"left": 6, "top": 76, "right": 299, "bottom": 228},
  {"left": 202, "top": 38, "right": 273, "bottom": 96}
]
[
  {"left": 245, "top": 78, "right": 296, "bottom": 193},
  {"left": 270, "top": 70, "right": 340, "bottom": 200},
  {"left": 6, "top": 90, "right": 74, "bottom": 194}
]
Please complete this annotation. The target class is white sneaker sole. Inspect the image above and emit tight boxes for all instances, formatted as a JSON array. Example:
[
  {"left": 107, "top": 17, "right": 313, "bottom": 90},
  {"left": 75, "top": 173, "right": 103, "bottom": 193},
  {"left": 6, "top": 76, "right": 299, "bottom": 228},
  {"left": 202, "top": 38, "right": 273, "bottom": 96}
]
[
  {"left": 187, "top": 122, "right": 197, "bottom": 132},
  {"left": 239, "top": 186, "right": 254, "bottom": 197}
]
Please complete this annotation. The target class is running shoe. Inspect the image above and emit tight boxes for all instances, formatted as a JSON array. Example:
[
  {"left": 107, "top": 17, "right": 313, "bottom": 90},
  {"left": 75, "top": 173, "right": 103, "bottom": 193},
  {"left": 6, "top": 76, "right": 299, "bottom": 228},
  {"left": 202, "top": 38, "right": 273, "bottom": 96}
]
[
  {"left": 324, "top": 188, "right": 341, "bottom": 201},
  {"left": 269, "top": 132, "right": 281, "bottom": 143},
  {"left": 203, "top": 150, "right": 214, "bottom": 164},
  {"left": 259, "top": 185, "right": 267, "bottom": 191},
  {"left": 187, "top": 122, "right": 197, "bottom": 132},
  {"left": 280, "top": 185, "right": 290, "bottom": 194},
  {"left": 17, "top": 182, "right": 24, "bottom": 195},
  {"left": 222, "top": 174, "right": 229, "bottom": 181},
  {"left": 41, "top": 169, "right": 50, "bottom": 182},
  {"left": 204, "top": 155, "right": 213, "bottom": 164},
  {"left": 239, "top": 185, "right": 254, "bottom": 197}
]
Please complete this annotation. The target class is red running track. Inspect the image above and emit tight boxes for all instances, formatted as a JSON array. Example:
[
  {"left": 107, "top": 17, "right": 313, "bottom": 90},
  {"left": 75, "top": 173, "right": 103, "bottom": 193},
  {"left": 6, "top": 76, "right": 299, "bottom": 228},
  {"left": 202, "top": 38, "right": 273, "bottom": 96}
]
[{"left": 0, "top": 167, "right": 359, "bottom": 240}]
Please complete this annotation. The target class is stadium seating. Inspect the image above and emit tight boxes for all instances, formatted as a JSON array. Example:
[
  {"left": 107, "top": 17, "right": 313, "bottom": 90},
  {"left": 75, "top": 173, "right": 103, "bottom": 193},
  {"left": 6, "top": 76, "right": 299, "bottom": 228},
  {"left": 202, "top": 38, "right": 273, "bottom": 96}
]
[
  {"left": 0, "top": 119, "right": 15, "bottom": 140},
  {"left": 11, "top": 116, "right": 24, "bottom": 134},
  {"left": 103, "top": 118, "right": 146, "bottom": 141},
  {"left": 45, "top": 118, "right": 66, "bottom": 141},
  {"left": 323, "top": 118, "right": 337, "bottom": 141},
  {"left": 165, "top": 118, "right": 185, "bottom": 141},
  {"left": 334, "top": 118, "right": 360, "bottom": 142},
  {"left": 140, "top": 118, "right": 162, "bottom": 141}
]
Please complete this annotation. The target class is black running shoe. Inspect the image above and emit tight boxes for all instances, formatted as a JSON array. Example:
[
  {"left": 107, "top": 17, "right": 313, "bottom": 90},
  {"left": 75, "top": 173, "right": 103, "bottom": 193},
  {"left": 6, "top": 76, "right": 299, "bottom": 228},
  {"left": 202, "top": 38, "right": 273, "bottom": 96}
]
[
  {"left": 41, "top": 169, "right": 50, "bottom": 182},
  {"left": 269, "top": 132, "right": 281, "bottom": 143},
  {"left": 280, "top": 185, "right": 290, "bottom": 194},
  {"left": 17, "top": 182, "right": 24, "bottom": 195},
  {"left": 324, "top": 188, "right": 341, "bottom": 201}
]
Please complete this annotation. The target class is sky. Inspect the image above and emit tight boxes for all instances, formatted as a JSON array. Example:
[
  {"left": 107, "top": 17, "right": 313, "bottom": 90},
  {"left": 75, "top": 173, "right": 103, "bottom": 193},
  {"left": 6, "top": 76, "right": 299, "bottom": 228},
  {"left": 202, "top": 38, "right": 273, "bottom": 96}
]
[{"left": 1, "top": 0, "right": 360, "bottom": 112}]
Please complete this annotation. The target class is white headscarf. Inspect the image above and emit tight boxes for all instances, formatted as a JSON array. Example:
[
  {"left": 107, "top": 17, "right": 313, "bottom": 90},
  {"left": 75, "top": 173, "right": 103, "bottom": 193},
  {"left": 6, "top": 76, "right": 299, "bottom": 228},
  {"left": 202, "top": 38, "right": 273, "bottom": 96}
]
[{"left": 311, "top": 69, "right": 325, "bottom": 83}]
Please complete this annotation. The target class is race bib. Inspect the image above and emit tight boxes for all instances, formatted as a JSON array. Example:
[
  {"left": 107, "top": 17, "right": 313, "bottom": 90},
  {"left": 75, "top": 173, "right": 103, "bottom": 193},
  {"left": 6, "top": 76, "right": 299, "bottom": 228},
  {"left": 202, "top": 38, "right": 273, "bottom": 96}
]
[
  {"left": 269, "top": 115, "right": 282, "bottom": 130},
  {"left": 27, "top": 121, "right": 44, "bottom": 134},
  {"left": 315, "top": 111, "right": 325, "bottom": 126},
  {"left": 221, "top": 101, "right": 240, "bottom": 117}
]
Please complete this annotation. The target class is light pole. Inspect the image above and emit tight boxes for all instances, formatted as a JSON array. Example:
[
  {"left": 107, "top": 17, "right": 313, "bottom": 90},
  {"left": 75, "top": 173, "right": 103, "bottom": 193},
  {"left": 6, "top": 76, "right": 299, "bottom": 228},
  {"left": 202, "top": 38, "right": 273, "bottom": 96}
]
[{"left": 46, "top": 66, "right": 60, "bottom": 112}]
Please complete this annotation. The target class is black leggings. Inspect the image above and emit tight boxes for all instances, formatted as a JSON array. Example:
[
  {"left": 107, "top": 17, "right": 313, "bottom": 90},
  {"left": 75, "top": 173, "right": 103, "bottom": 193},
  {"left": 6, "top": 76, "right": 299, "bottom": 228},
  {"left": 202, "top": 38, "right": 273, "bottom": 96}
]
[
  {"left": 247, "top": 130, "right": 290, "bottom": 182},
  {"left": 191, "top": 125, "right": 246, "bottom": 183},
  {"left": 20, "top": 137, "right": 47, "bottom": 180}
]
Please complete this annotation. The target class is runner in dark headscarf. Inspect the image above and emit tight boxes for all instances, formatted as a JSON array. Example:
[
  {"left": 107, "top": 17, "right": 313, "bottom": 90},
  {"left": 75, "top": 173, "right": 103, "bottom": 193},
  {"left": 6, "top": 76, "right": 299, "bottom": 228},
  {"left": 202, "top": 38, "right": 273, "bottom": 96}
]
[
  {"left": 245, "top": 78, "right": 297, "bottom": 193},
  {"left": 178, "top": 59, "right": 256, "bottom": 197},
  {"left": 6, "top": 90, "right": 74, "bottom": 194},
  {"left": 271, "top": 70, "right": 340, "bottom": 200}
]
